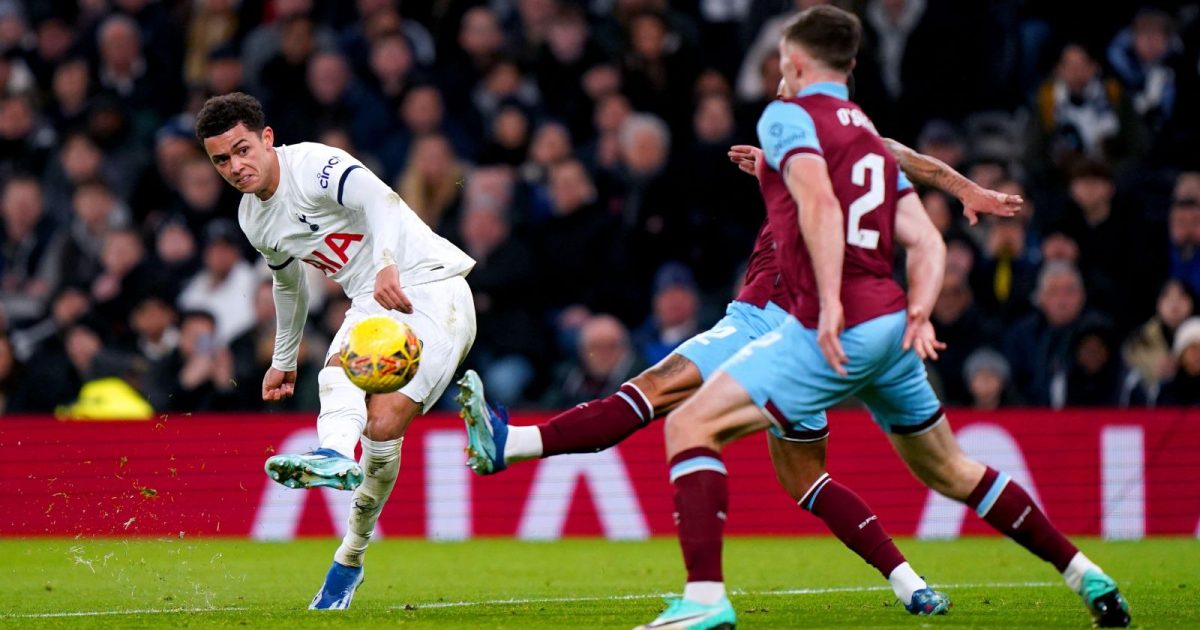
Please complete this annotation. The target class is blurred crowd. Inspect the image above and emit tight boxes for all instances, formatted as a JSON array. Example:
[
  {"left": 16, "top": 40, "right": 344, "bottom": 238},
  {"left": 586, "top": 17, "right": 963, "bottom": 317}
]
[{"left": 1, "top": 0, "right": 1200, "bottom": 416}]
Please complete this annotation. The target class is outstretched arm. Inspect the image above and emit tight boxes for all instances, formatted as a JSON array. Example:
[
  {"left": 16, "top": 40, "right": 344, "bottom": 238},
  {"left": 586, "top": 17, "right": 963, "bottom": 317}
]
[
  {"left": 894, "top": 192, "right": 948, "bottom": 360},
  {"left": 880, "top": 137, "right": 1021, "bottom": 225}
]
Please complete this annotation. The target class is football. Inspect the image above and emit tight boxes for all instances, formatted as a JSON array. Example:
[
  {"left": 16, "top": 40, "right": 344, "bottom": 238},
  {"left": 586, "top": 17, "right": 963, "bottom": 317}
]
[{"left": 338, "top": 315, "right": 423, "bottom": 394}]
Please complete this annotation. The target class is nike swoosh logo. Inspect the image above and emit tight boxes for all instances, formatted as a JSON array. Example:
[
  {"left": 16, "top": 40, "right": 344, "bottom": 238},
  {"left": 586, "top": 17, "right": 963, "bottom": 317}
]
[{"left": 647, "top": 612, "right": 709, "bottom": 627}]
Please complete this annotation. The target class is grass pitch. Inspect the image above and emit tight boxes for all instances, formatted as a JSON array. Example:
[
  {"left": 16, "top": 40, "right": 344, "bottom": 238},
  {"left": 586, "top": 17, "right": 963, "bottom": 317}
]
[{"left": 0, "top": 537, "right": 1194, "bottom": 628}]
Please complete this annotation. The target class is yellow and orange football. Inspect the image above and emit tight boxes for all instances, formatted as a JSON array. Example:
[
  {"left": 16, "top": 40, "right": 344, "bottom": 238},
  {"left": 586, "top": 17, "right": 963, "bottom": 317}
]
[{"left": 338, "top": 315, "right": 422, "bottom": 394}]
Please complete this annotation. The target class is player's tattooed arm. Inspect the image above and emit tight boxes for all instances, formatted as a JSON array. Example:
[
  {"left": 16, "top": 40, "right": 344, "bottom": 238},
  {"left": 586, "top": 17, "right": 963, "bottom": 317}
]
[{"left": 880, "top": 137, "right": 1022, "bottom": 226}]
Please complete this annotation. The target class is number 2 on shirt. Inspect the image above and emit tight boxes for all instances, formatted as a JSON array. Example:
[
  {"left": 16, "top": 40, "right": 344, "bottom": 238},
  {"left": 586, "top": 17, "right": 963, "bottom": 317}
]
[{"left": 847, "top": 153, "right": 884, "bottom": 250}]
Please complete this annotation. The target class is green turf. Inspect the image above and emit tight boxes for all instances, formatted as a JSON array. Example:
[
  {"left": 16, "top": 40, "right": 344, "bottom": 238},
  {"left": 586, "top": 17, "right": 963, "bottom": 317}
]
[{"left": 0, "top": 537, "right": 1193, "bottom": 628}]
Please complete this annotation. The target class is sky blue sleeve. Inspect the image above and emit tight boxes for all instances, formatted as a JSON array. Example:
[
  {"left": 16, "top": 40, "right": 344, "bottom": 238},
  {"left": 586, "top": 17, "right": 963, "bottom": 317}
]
[
  {"left": 897, "top": 170, "right": 913, "bottom": 192},
  {"left": 756, "top": 101, "right": 821, "bottom": 172}
]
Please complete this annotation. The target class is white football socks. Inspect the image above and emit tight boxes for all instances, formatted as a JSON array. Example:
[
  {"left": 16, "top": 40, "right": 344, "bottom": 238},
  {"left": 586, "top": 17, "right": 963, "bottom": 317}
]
[
  {"left": 1062, "top": 552, "right": 1100, "bottom": 593},
  {"left": 887, "top": 562, "right": 927, "bottom": 605},
  {"left": 683, "top": 581, "right": 726, "bottom": 605},
  {"left": 316, "top": 367, "right": 368, "bottom": 459},
  {"left": 335, "top": 436, "right": 402, "bottom": 568},
  {"left": 503, "top": 425, "right": 543, "bottom": 463}
]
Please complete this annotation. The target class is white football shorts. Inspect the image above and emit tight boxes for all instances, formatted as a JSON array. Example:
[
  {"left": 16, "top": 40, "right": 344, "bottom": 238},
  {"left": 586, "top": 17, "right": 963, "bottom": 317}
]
[{"left": 327, "top": 274, "right": 476, "bottom": 412}]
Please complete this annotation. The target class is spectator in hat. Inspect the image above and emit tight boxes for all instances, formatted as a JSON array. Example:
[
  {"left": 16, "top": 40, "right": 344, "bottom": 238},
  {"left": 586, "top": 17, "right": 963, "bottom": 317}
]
[
  {"left": 176, "top": 219, "right": 256, "bottom": 344},
  {"left": 634, "top": 262, "right": 701, "bottom": 366},
  {"left": 915, "top": 120, "right": 967, "bottom": 173},
  {"left": 1159, "top": 316, "right": 1200, "bottom": 406},
  {"left": 963, "top": 347, "right": 1019, "bottom": 410}
]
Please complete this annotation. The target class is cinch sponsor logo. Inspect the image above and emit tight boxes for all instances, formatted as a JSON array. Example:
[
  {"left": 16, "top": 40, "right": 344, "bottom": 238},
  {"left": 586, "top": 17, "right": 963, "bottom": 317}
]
[{"left": 318, "top": 156, "right": 341, "bottom": 188}]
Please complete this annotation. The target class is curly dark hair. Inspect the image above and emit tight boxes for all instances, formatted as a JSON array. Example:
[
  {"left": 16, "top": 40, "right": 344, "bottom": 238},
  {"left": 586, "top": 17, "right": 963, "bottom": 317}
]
[{"left": 194, "top": 92, "right": 265, "bottom": 140}]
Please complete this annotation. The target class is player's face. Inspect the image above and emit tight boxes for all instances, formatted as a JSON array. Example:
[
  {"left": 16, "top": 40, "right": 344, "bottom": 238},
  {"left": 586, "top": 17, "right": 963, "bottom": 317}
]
[{"left": 203, "top": 123, "right": 276, "bottom": 196}]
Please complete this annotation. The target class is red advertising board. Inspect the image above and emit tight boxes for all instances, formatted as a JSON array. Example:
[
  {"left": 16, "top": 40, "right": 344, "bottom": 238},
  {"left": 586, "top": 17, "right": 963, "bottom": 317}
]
[{"left": 1, "top": 409, "right": 1197, "bottom": 539}]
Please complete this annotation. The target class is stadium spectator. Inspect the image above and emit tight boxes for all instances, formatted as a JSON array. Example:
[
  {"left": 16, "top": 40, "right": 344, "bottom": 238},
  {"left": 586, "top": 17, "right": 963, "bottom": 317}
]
[
  {"left": 1168, "top": 175, "right": 1200, "bottom": 295},
  {"left": 1004, "top": 261, "right": 1090, "bottom": 405},
  {"left": 930, "top": 267, "right": 1001, "bottom": 405},
  {"left": 440, "top": 6, "right": 508, "bottom": 126},
  {"left": 53, "top": 180, "right": 130, "bottom": 290},
  {"left": 155, "top": 309, "right": 237, "bottom": 412},
  {"left": 126, "top": 294, "right": 178, "bottom": 409},
  {"left": 94, "top": 14, "right": 183, "bottom": 138},
  {"left": 458, "top": 183, "right": 542, "bottom": 407},
  {"left": 0, "top": 176, "right": 57, "bottom": 323},
  {"left": 1123, "top": 279, "right": 1196, "bottom": 406},
  {"left": 7, "top": 286, "right": 90, "bottom": 364},
  {"left": 472, "top": 60, "right": 541, "bottom": 130},
  {"left": 203, "top": 44, "right": 246, "bottom": 99},
  {"left": 518, "top": 120, "right": 571, "bottom": 220},
  {"left": 1061, "top": 315, "right": 1123, "bottom": 407},
  {"left": 258, "top": 14, "right": 318, "bottom": 137},
  {"left": 971, "top": 214, "right": 1038, "bottom": 323},
  {"left": 378, "top": 84, "right": 473, "bottom": 178},
  {"left": 240, "top": 0, "right": 335, "bottom": 93},
  {"left": 8, "top": 319, "right": 107, "bottom": 413},
  {"left": 477, "top": 101, "right": 533, "bottom": 167},
  {"left": 395, "top": 134, "right": 465, "bottom": 236},
  {"left": 1158, "top": 316, "right": 1200, "bottom": 406},
  {"left": 963, "top": 347, "right": 1020, "bottom": 410},
  {"left": 533, "top": 4, "right": 609, "bottom": 141},
  {"left": 176, "top": 219, "right": 256, "bottom": 345},
  {"left": 1106, "top": 8, "right": 1181, "bottom": 134},
  {"left": 0, "top": 94, "right": 54, "bottom": 178},
  {"left": 1032, "top": 43, "right": 1147, "bottom": 167},
  {"left": 634, "top": 262, "right": 701, "bottom": 367},
  {"left": 170, "top": 155, "right": 234, "bottom": 237},
  {"left": 1055, "top": 159, "right": 1136, "bottom": 326},
  {"left": 339, "top": 0, "right": 436, "bottom": 71},
  {"left": 542, "top": 314, "right": 643, "bottom": 408},
  {"left": 130, "top": 117, "right": 203, "bottom": 227},
  {"left": 151, "top": 218, "right": 200, "bottom": 301},
  {"left": 90, "top": 228, "right": 156, "bottom": 335},
  {"left": 183, "top": 0, "right": 240, "bottom": 87},
  {"left": 534, "top": 159, "right": 623, "bottom": 315},
  {"left": 0, "top": 333, "right": 19, "bottom": 414},
  {"left": 47, "top": 57, "right": 91, "bottom": 132},
  {"left": 27, "top": 16, "right": 75, "bottom": 93},
  {"left": 619, "top": 10, "right": 699, "bottom": 136},
  {"left": 364, "top": 32, "right": 419, "bottom": 111}
]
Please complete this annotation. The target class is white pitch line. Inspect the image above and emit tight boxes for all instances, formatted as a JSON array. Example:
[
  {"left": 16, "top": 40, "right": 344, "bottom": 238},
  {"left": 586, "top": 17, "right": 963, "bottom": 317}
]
[
  {"left": 401, "top": 581, "right": 1059, "bottom": 610},
  {"left": 0, "top": 606, "right": 246, "bottom": 619}
]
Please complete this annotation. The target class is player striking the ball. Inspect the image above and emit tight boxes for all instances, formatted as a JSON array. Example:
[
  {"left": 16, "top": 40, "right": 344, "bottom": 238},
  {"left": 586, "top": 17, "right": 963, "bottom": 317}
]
[
  {"left": 196, "top": 93, "right": 476, "bottom": 610},
  {"left": 636, "top": 7, "right": 1130, "bottom": 629},
  {"left": 457, "top": 76, "right": 1020, "bottom": 621}
]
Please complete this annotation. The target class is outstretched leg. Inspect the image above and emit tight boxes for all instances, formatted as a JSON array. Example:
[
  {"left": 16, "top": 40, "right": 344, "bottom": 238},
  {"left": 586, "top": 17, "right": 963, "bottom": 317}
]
[
  {"left": 460, "top": 354, "right": 703, "bottom": 473},
  {"left": 889, "top": 418, "right": 1130, "bottom": 627},
  {"left": 768, "top": 436, "right": 947, "bottom": 614}
]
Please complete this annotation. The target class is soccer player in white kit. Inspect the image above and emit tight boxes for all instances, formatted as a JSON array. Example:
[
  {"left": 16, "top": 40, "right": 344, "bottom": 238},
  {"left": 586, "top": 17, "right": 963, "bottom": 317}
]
[{"left": 195, "top": 93, "right": 476, "bottom": 610}]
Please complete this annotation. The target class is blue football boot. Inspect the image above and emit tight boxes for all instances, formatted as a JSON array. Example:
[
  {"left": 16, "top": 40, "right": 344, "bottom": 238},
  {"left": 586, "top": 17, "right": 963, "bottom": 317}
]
[
  {"left": 309, "top": 561, "right": 364, "bottom": 610},
  {"left": 905, "top": 587, "right": 951, "bottom": 615},
  {"left": 265, "top": 448, "right": 363, "bottom": 490},
  {"left": 456, "top": 370, "right": 509, "bottom": 475}
]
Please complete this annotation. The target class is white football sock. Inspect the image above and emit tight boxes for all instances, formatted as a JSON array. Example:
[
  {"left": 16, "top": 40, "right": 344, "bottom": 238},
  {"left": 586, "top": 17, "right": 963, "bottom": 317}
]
[
  {"left": 316, "top": 367, "right": 367, "bottom": 459},
  {"left": 683, "top": 581, "right": 726, "bottom": 605},
  {"left": 334, "top": 436, "right": 402, "bottom": 568},
  {"left": 887, "top": 562, "right": 927, "bottom": 605},
  {"left": 1062, "top": 552, "right": 1100, "bottom": 593},
  {"left": 504, "top": 425, "right": 543, "bottom": 463}
]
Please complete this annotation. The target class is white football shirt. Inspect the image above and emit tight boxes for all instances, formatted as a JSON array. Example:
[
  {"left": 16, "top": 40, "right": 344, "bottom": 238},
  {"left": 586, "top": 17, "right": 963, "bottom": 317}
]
[
  {"left": 238, "top": 142, "right": 474, "bottom": 301},
  {"left": 237, "top": 142, "right": 474, "bottom": 371}
]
